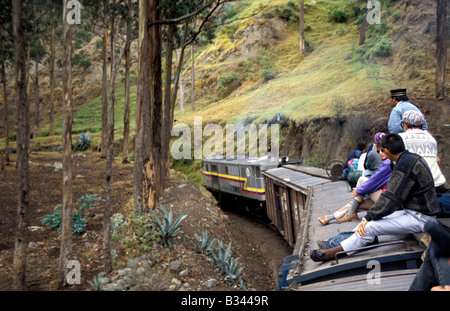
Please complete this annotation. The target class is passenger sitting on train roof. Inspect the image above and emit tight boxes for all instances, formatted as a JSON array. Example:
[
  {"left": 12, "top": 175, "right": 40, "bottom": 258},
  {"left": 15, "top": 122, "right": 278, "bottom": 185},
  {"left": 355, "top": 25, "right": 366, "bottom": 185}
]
[
  {"left": 341, "top": 142, "right": 366, "bottom": 180},
  {"left": 409, "top": 220, "right": 450, "bottom": 291},
  {"left": 317, "top": 142, "right": 392, "bottom": 226},
  {"left": 363, "top": 132, "right": 385, "bottom": 177},
  {"left": 399, "top": 110, "right": 447, "bottom": 193},
  {"left": 310, "top": 133, "right": 441, "bottom": 262}
]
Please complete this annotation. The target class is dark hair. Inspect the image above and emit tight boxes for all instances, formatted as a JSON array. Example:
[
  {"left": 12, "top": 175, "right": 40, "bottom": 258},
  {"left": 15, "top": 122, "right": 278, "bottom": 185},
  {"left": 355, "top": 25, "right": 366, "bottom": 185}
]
[
  {"left": 392, "top": 95, "right": 409, "bottom": 102},
  {"left": 382, "top": 133, "right": 405, "bottom": 155},
  {"left": 357, "top": 142, "right": 366, "bottom": 151}
]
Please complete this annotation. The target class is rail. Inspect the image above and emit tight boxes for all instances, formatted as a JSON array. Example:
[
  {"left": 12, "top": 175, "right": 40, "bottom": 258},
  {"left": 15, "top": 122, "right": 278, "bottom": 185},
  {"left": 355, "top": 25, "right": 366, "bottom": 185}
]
[{"left": 330, "top": 240, "right": 413, "bottom": 265}]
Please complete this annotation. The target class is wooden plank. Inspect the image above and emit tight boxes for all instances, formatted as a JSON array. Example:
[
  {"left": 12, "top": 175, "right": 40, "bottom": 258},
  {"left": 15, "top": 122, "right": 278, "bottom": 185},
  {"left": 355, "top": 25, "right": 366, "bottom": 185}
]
[{"left": 294, "top": 269, "right": 419, "bottom": 291}]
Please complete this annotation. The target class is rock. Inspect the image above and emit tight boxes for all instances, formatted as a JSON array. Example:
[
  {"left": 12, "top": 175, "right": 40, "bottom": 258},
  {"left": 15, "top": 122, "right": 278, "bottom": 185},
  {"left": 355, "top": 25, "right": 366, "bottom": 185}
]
[
  {"left": 117, "top": 268, "right": 131, "bottom": 277},
  {"left": 179, "top": 268, "right": 189, "bottom": 277},
  {"left": 170, "top": 260, "right": 182, "bottom": 272},
  {"left": 136, "top": 267, "right": 146, "bottom": 275},
  {"left": 183, "top": 282, "right": 191, "bottom": 289},
  {"left": 99, "top": 277, "right": 111, "bottom": 285},
  {"left": 171, "top": 278, "right": 182, "bottom": 286},
  {"left": 204, "top": 279, "right": 217, "bottom": 288},
  {"left": 98, "top": 272, "right": 107, "bottom": 278},
  {"left": 141, "top": 260, "right": 152, "bottom": 269},
  {"left": 28, "top": 242, "right": 39, "bottom": 251},
  {"left": 127, "top": 258, "right": 138, "bottom": 269}
]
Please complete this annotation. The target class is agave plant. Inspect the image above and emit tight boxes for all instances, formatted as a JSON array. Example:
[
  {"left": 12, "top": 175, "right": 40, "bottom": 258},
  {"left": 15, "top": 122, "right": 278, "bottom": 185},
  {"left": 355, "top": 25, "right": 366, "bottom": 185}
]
[
  {"left": 194, "top": 229, "right": 216, "bottom": 255},
  {"left": 210, "top": 239, "right": 233, "bottom": 274},
  {"left": 224, "top": 257, "right": 244, "bottom": 288},
  {"left": 150, "top": 204, "right": 187, "bottom": 248},
  {"left": 88, "top": 275, "right": 104, "bottom": 291},
  {"left": 75, "top": 132, "right": 91, "bottom": 151}
]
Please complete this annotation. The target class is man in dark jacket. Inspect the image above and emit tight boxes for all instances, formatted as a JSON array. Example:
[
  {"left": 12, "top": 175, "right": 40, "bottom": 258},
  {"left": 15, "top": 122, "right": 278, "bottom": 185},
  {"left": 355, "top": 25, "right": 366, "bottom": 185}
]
[{"left": 310, "top": 133, "right": 440, "bottom": 262}]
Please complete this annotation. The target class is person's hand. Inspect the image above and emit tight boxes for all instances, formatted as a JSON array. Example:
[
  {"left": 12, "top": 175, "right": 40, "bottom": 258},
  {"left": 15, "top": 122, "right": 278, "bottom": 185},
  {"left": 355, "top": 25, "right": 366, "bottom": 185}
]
[
  {"left": 431, "top": 285, "right": 450, "bottom": 291},
  {"left": 352, "top": 189, "right": 358, "bottom": 198},
  {"left": 356, "top": 218, "right": 368, "bottom": 237}
]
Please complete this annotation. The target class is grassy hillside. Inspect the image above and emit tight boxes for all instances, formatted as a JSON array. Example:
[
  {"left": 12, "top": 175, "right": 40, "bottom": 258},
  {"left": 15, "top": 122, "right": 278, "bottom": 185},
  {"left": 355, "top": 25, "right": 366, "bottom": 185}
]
[{"left": 1, "top": 0, "right": 443, "bottom": 168}]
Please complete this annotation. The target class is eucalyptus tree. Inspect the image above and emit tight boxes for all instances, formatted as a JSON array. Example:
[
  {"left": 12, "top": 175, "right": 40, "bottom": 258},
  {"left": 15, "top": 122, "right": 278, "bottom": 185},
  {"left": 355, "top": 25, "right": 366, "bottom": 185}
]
[
  {"left": 12, "top": 0, "right": 30, "bottom": 290},
  {"left": 0, "top": 0, "right": 14, "bottom": 163}
]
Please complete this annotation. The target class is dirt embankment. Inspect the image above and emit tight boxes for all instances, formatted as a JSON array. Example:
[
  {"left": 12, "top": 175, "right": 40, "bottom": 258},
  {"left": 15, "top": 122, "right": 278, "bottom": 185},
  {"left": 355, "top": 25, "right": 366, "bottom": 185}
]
[{"left": 0, "top": 151, "right": 291, "bottom": 291}]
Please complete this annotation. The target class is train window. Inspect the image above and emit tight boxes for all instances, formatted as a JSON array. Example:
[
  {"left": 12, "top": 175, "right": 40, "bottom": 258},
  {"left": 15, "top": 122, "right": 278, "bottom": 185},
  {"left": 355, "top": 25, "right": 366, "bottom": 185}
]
[
  {"left": 211, "top": 165, "right": 217, "bottom": 172},
  {"left": 225, "top": 166, "right": 229, "bottom": 175},
  {"left": 241, "top": 167, "right": 252, "bottom": 177},
  {"left": 255, "top": 167, "right": 260, "bottom": 177}
]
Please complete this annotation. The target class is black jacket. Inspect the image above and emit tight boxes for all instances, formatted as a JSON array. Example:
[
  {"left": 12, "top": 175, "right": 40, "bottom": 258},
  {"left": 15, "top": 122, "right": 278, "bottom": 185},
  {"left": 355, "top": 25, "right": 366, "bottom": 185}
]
[{"left": 365, "top": 150, "right": 440, "bottom": 221}]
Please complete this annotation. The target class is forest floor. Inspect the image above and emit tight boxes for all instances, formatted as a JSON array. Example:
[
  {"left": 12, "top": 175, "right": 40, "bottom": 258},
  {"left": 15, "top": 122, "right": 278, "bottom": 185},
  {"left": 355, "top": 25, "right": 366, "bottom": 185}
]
[{"left": 0, "top": 151, "right": 292, "bottom": 291}]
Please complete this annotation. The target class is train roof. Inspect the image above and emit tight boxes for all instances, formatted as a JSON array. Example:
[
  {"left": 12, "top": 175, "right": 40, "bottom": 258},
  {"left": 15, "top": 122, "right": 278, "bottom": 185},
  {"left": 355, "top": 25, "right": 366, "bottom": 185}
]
[
  {"left": 267, "top": 166, "right": 427, "bottom": 291},
  {"left": 202, "top": 155, "right": 302, "bottom": 168}
]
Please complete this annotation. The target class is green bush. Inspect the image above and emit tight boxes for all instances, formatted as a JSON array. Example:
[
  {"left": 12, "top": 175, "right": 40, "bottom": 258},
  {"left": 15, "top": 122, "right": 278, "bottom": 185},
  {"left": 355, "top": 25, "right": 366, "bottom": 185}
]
[
  {"left": 41, "top": 194, "right": 100, "bottom": 234},
  {"left": 217, "top": 71, "right": 242, "bottom": 96},
  {"left": 72, "top": 53, "right": 92, "bottom": 72},
  {"left": 328, "top": 6, "right": 349, "bottom": 23},
  {"left": 370, "top": 37, "right": 392, "bottom": 57},
  {"left": 74, "top": 132, "right": 91, "bottom": 151}
]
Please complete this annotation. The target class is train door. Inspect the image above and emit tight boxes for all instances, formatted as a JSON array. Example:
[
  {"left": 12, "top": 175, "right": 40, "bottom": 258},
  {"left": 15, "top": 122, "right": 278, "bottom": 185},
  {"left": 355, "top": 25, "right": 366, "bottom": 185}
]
[
  {"left": 240, "top": 165, "right": 253, "bottom": 194},
  {"left": 211, "top": 164, "right": 219, "bottom": 189},
  {"left": 279, "top": 186, "right": 295, "bottom": 246}
]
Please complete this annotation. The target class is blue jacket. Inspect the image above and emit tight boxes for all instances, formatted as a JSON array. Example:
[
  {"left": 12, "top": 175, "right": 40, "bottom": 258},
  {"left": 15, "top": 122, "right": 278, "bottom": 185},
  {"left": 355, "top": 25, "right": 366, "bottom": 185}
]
[
  {"left": 356, "top": 158, "right": 392, "bottom": 195},
  {"left": 388, "top": 101, "right": 428, "bottom": 134}
]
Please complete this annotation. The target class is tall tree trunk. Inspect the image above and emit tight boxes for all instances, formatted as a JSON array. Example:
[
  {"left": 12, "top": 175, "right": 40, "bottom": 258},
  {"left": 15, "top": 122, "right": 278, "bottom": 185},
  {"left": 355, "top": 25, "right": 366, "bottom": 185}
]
[
  {"left": 33, "top": 60, "right": 39, "bottom": 139},
  {"left": 134, "top": 0, "right": 151, "bottom": 211},
  {"left": 144, "top": 0, "right": 163, "bottom": 211},
  {"left": 104, "top": 0, "right": 123, "bottom": 274},
  {"left": 12, "top": 0, "right": 30, "bottom": 290},
  {"left": 436, "top": 0, "right": 447, "bottom": 98},
  {"left": 161, "top": 24, "right": 174, "bottom": 192},
  {"left": 101, "top": 0, "right": 108, "bottom": 158},
  {"left": 1, "top": 61, "right": 9, "bottom": 163},
  {"left": 190, "top": 43, "right": 195, "bottom": 111},
  {"left": 49, "top": 7, "right": 56, "bottom": 136},
  {"left": 176, "top": 48, "right": 185, "bottom": 116},
  {"left": 59, "top": 0, "right": 74, "bottom": 288},
  {"left": 359, "top": 12, "right": 368, "bottom": 45},
  {"left": 299, "top": 0, "right": 305, "bottom": 56},
  {"left": 122, "top": 0, "right": 132, "bottom": 164}
]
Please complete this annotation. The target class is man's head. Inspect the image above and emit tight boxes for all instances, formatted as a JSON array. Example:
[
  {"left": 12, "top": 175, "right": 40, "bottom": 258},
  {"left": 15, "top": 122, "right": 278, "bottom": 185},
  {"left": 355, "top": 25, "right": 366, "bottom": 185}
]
[
  {"left": 402, "top": 110, "right": 425, "bottom": 131},
  {"left": 382, "top": 133, "right": 406, "bottom": 161},
  {"left": 390, "top": 88, "right": 408, "bottom": 105},
  {"left": 357, "top": 142, "right": 366, "bottom": 152}
]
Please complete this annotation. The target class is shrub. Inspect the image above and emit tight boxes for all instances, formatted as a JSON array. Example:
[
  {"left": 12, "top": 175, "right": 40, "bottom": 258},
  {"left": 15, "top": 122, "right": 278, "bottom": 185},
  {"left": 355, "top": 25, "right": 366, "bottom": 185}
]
[
  {"left": 72, "top": 53, "right": 92, "bottom": 72},
  {"left": 111, "top": 209, "right": 161, "bottom": 254},
  {"left": 370, "top": 37, "right": 392, "bottom": 57},
  {"left": 217, "top": 71, "right": 242, "bottom": 96},
  {"left": 41, "top": 194, "right": 100, "bottom": 234},
  {"left": 261, "top": 69, "right": 276, "bottom": 82},
  {"left": 74, "top": 132, "right": 91, "bottom": 151},
  {"left": 328, "top": 5, "right": 349, "bottom": 23}
]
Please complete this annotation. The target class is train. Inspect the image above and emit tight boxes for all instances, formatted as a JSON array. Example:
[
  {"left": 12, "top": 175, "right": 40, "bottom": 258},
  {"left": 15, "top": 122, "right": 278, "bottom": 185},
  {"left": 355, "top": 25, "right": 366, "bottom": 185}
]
[
  {"left": 201, "top": 155, "right": 435, "bottom": 291},
  {"left": 201, "top": 155, "right": 302, "bottom": 209}
]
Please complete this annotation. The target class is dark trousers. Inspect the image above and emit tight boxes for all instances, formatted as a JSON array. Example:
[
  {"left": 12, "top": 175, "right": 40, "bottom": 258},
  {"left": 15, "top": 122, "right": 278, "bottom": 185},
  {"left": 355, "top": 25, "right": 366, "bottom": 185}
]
[{"left": 409, "top": 221, "right": 450, "bottom": 291}]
